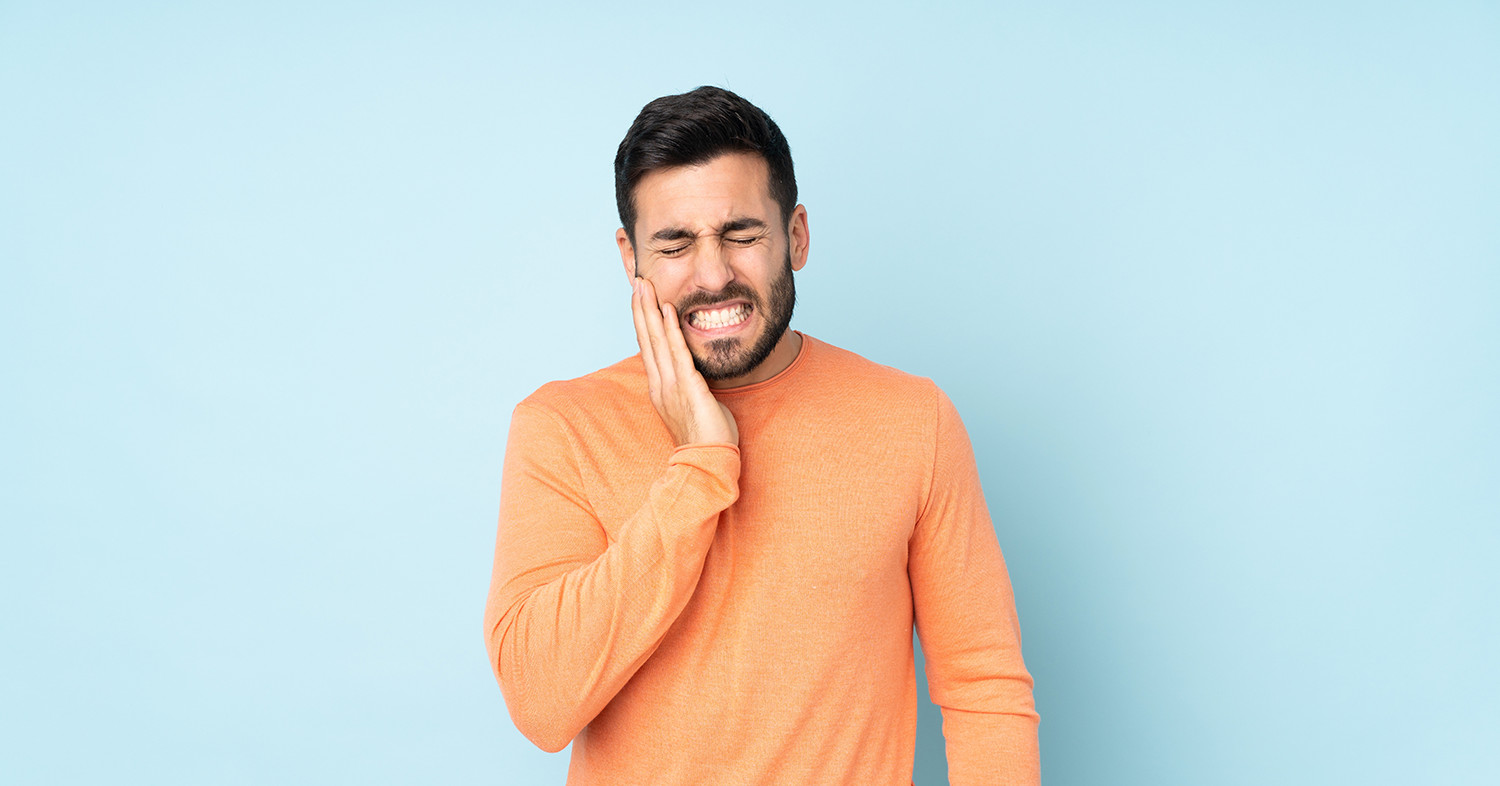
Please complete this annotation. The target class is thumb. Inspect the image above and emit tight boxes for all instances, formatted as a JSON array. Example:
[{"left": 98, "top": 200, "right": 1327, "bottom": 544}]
[{"left": 718, "top": 401, "right": 739, "bottom": 445}]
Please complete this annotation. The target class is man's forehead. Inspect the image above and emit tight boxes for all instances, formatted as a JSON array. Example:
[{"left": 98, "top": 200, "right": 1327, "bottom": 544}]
[{"left": 633, "top": 153, "right": 776, "bottom": 236}]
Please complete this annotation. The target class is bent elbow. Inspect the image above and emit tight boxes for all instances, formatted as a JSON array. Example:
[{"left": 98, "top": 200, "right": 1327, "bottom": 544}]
[
  {"left": 492, "top": 638, "right": 585, "bottom": 753},
  {"left": 486, "top": 601, "right": 589, "bottom": 752},
  {"left": 523, "top": 722, "right": 575, "bottom": 754},
  {"left": 504, "top": 690, "right": 583, "bottom": 753}
]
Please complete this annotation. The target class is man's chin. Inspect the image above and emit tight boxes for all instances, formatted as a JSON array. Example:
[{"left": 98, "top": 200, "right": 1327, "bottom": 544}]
[
  {"left": 690, "top": 337, "right": 759, "bottom": 382},
  {"left": 692, "top": 356, "right": 753, "bottom": 382}
]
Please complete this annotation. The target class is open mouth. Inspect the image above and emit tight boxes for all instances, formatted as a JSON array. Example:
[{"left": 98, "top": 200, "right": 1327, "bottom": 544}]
[{"left": 685, "top": 302, "right": 752, "bottom": 332}]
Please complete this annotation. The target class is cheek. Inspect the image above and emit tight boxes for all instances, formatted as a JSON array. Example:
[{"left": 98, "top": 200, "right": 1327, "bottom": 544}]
[
  {"left": 730, "top": 241, "right": 781, "bottom": 272},
  {"left": 643, "top": 268, "right": 692, "bottom": 308},
  {"left": 732, "top": 252, "right": 781, "bottom": 291}
]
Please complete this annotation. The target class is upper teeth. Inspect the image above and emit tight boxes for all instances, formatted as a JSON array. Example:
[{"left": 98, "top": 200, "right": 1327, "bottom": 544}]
[{"left": 689, "top": 304, "right": 750, "bottom": 329}]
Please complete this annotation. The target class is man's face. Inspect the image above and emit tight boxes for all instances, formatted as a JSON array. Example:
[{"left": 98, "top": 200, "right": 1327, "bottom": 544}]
[{"left": 617, "top": 152, "right": 809, "bottom": 383}]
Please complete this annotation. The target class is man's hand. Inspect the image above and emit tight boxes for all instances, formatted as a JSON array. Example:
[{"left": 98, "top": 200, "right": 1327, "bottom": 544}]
[{"left": 632, "top": 277, "right": 739, "bottom": 447}]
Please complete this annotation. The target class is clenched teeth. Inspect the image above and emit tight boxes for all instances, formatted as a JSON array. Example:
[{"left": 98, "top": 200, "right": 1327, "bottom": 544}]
[{"left": 688, "top": 303, "right": 750, "bottom": 330}]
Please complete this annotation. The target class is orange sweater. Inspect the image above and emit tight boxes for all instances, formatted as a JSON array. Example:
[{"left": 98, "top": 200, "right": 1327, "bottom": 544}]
[{"left": 484, "top": 335, "right": 1039, "bottom": 785}]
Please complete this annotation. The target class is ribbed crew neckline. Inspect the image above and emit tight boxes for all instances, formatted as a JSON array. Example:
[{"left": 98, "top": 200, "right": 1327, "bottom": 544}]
[{"left": 710, "top": 331, "right": 811, "bottom": 397}]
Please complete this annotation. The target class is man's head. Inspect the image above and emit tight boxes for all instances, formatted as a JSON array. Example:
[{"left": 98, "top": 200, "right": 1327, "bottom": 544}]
[
  {"left": 615, "top": 86, "right": 798, "bottom": 247},
  {"left": 614, "top": 87, "right": 808, "bottom": 384}
]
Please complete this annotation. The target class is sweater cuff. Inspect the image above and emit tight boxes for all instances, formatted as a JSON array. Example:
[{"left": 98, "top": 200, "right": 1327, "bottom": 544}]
[{"left": 668, "top": 443, "right": 741, "bottom": 492}]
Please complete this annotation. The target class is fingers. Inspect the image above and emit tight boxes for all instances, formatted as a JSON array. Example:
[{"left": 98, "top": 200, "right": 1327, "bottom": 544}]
[
  {"left": 642, "top": 279, "right": 703, "bottom": 387},
  {"left": 632, "top": 277, "right": 737, "bottom": 447},
  {"left": 659, "top": 302, "right": 698, "bottom": 380},
  {"left": 636, "top": 277, "right": 677, "bottom": 389},
  {"left": 632, "top": 278, "right": 661, "bottom": 401}
]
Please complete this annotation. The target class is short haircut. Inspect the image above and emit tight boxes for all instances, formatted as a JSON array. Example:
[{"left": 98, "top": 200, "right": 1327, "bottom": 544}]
[{"left": 614, "top": 86, "right": 797, "bottom": 244}]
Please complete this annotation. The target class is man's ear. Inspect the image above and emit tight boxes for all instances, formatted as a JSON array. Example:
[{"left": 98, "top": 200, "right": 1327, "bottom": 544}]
[
  {"left": 616, "top": 228, "right": 636, "bottom": 282},
  {"left": 788, "top": 204, "right": 810, "bottom": 272}
]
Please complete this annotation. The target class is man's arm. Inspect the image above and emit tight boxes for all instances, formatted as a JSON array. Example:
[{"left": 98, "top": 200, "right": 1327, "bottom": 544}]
[
  {"left": 483, "top": 405, "right": 737, "bottom": 751},
  {"left": 482, "top": 277, "right": 738, "bottom": 752},
  {"left": 909, "top": 387, "right": 1040, "bottom": 785}
]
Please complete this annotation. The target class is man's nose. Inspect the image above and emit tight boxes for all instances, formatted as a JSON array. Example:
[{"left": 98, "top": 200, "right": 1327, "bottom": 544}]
[{"left": 690, "top": 242, "right": 735, "bottom": 293}]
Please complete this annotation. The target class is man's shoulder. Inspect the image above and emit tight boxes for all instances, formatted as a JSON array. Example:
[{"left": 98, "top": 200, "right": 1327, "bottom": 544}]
[
  {"left": 515, "top": 355, "right": 647, "bottom": 421},
  {"left": 805, "top": 335, "right": 941, "bottom": 407}
]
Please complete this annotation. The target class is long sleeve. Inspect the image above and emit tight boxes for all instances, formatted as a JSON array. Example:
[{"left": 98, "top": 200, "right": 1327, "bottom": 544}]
[
  {"left": 483, "top": 401, "right": 740, "bottom": 753},
  {"left": 909, "top": 388, "right": 1040, "bottom": 785}
]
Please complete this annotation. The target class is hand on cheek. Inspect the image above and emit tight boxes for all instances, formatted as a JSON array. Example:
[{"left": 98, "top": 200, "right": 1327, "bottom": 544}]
[{"left": 631, "top": 276, "right": 739, "bottom": 447}]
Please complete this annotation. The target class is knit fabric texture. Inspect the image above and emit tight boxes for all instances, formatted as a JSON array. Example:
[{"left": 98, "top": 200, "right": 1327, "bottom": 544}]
[{"left": 484, "top": 334, "right": 1039, "bottom": 785}]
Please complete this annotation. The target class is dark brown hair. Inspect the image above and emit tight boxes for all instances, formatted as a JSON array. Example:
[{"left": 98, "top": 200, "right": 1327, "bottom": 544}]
[{"left": 614, "top": 86, "right": 797, "bottom": 243}]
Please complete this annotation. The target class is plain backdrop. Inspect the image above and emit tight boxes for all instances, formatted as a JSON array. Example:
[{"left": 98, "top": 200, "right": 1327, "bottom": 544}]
[{"left": 2, "top": 2, "right": 1497, "bottom": 784}]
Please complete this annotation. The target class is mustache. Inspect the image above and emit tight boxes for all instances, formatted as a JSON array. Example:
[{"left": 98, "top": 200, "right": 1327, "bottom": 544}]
[{"left": 674, "top": 281, "right": 762, "bottom": 314}]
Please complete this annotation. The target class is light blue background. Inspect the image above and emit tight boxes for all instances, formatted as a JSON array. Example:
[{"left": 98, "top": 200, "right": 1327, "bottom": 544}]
[{"left": 2, "top": 2, "right": 1496, "bottom": 784}]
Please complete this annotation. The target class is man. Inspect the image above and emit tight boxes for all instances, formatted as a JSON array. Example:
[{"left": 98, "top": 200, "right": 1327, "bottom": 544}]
[{"left": 484, "top": 86, "right": 1039, "bottom": 785}]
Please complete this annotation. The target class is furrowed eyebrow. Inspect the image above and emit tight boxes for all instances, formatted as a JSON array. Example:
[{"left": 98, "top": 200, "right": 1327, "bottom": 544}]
[
  {"left": 648, "top": 218, "right": 768, "bottom": 245},
  {"left": 650, "top": 227, "right": 697, "bottom": 243},
  {"left": 719, "top": 218, "right": 767, "bottom": 234}
]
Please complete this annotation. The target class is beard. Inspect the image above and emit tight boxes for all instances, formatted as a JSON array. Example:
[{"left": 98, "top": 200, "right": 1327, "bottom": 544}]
[{"left": 674, "top": 252, "right": 797, "bottom": 382}]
